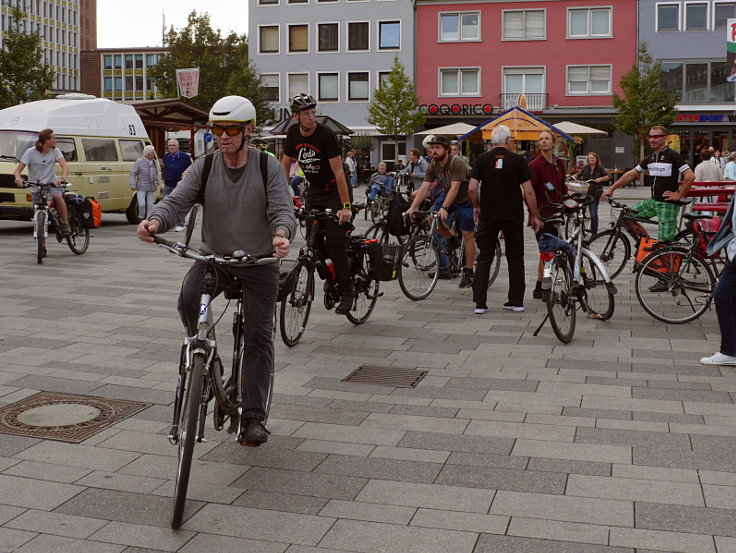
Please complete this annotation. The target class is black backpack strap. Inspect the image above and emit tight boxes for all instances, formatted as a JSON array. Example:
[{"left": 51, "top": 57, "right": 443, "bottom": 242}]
[
  {"left": 259, "top": 150, "right": 269, "bottom": 209},
  {"left": 200, "top": 152, "right": 215, "bottom": 196}
]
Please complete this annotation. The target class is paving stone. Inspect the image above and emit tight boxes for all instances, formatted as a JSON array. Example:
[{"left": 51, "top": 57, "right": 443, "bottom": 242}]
[
  {"left": 232, "top": 467, "right": 367, "bottom": 500},
  {"left": 474, "top": 534, "right": 633, "bottom": 553},
  {"left": 632, "top": 411, "right": 704, "bottom": 423},
  {"left": 465, "top": 420, "right": 575, "bottom": 442},
  {"left": 446, "top": 452, "right": 529, "bottom": 470},
  {"left": 2, "top": 460, "right": 90, "bottom": 483},
  {"left": 397, "top": 430, "right": 514, "bottom": 455},
  {"left": 355, "top": 479, "right": 494, "bottom": 513},
  {"left": 0, "top": 528, "right": 36, "bottom": 553},
  {"left": 319, "top": 499, "right": 416, "bottom": 524},
  {"left": 512, "top": 439, "right": 631, "bottom": 465},
  {"left": 183, "top": 503, "right": 333, "bottom": 546},
  {"left": 73, "top": 471, "right": 165, "bottom": 494},
  {"left": 15, "top": 441, "right": 141, "bottom": 472},
  {"left": 14, "top": 534, "right": 125, "bottom": 553},
  {"left": 632, "top": 386, "right": 731, "bottom": 404},
  {"left": 507, "top": 517, "right": 609, "bottom": 545},
  {"left": 0, "top": 474, "right": 83, "bottom": 510},
  {"left": 5, "top": 510, "right": 108, "bottom": 539},
  {"left": 389, "top": 404, "right": 459, "bottom": 418},
  {"left": 295, "top": 440, "right": 375, "bottom": 457},
  {"left": 566, "top": 474, "right": 704, "bottom": 506},
  {"left": 526, "top": 458, "right": 611, "bottom": 477},
  {"left": 562, "top": 407, "right": 632, "bottom": 420},
  {"left": 611, "top": 464, "right": 699, "bottom": 483},
  {"left": 369, "top": 445, "right": 450, "bottom": 464},
  {"left": 88, "top": 521, "right": 195, "bottom": 551},
  {"left": 201, "top": 440, "right": 326, "bottom": 471},
  {"left": 318, "top": 518, "right": 478, "bottom": 553},
  {"left": 292, "top": 422, "right": 405, "bottom": 446},
  {"left": 703, "top": 484, "right": 736, "bottom": 509},
  {"left": 609, "top": 527, "right": 715, "bottom": 553},
  {"left": 269, "top": 403, "right": 369, "bottom": 425},
  {"left": 646, "top": 380, "right": 713, "bottom": 391},
  {"left": 410, "top": 507, "right": 508, "bottom": 534},
  {"left": 314, "top": 454, "right": 442, "bottom": 483},
  {"left": 436, "top": 464, "right": 567, "bottom": 494},
  {"left": 575, "top": 427, "right": 691, "bottom": 450},
  {"left": 595, "top": 418, "right": 669, "bottom": 432},
  {"left": 303, "top": 376, "right": 401, "bottom": 395},
  {"left": 179, "top": 533, "right": 288, "bottom": 553},
  {"left": 635, "top": 502, "right": 736, "bottom": 537},
  {"left": 445, "top": 377, "right": 539, "bottom": 392},
  {"left": 88, "top": 384, "right": 172, "bottom": 405},
  {"left": 360, "top": 412, "right": 469, "bottom": 434},
  {"left": 714, "top": 536, "right": 736, "bottom": 553}
]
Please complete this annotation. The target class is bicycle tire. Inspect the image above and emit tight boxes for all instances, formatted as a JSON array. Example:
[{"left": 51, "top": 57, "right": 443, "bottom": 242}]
[
  {"left": 365, "top": 222, "right": 388, "bottom": 244},
  {"left": 634, "top": 247, "right": 715, "bottom": 324},
  {"left": 346, "top": 249, "right": 379, "bottom": 324},
  {"left": 674, "top": 228, "right": 696, "bottom": 245},
  {"left": 587, "top": 229, "right": 630, "bottom": 280},
  {"left": 36, "top": 211, "right": 46, "bottom": 265},
  {"left": 171, "top": 351, "right": 204, "bottom": 529},
  {"left": 487, "top": 240, "right": 502, "bottom": 288},
  {"left": 66, "top": 210, "right": 90, "bottom": 255},
  {"left": 279, "top": 261, "right": 313, "bottom": 346},
  {"left": 580, "top": 250, "right": 615, "bottom": 321},
  {"left": 398, "top": 234, "right": 440, "bottom": 301},
  {"left": 546, "top": 255, "right": 576, "bottom": 343},
  {"left": 370, "top": 198, "right": 383, "bottom": 223}
]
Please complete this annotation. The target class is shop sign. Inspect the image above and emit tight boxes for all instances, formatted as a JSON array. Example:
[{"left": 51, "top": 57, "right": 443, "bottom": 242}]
[
  {"left": 675, "top": 114, "right": 736, "bottom": 122},
  {"left": 420, "top": 103, "right": 494, "bottom": 116}
]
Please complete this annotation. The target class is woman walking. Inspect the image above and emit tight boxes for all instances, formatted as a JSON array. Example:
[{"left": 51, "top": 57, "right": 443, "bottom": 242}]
[
  {"left": 130, "top": 145, "right": 159, "bottom": 221},
  {"left": 573, "top": 152, "right": 610, "bottom": 234}
]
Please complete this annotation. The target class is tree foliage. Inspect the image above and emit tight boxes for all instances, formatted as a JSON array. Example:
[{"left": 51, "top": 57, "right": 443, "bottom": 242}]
[
  {"left": 0, "top": 6, "right": 55, "bottom": 109},
  {"left": 366, "top": 57, "right": 424, "bottom": 157},
  {"left": 149, "top": 10, "right": 274, "bottom": 126},
  {"left": 612, "top": 43, "right": 677, "bottom": 161}
]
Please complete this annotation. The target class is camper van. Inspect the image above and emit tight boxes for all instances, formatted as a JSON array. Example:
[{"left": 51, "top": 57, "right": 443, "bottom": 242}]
[{"left": 0, "top": 94, "right": 155, "bottom": 224}]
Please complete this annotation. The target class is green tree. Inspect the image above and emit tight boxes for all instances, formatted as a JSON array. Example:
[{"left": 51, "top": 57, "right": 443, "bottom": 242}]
[
  {"left": 0, "top": 6, "right": 55, "bottom": 109},
  {"left": 366, "top": 56, "right": 424, "bottom": 160},
  {"left": 612, "top": 43, "right": 677, "bottom": 162},
  {"left": 150, "top": 11, "right": 274, "bottom": 126}
]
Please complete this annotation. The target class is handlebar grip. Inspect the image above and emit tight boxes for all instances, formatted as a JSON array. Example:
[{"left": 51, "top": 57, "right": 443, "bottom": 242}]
[{"left": 152, "top": 235, "right": 176, "bottom": 248}]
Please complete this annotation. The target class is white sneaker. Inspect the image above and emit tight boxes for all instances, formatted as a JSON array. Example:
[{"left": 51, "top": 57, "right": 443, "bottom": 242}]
[
  {"left": 174, "top": 225, "right": 185, "bottom": 232},
  {"left": 502, "top": 303, "right": 525, "bottom": 312},
  {"left": 700, "top": 352, "right": 736, "bottom": 366},
  {"left": 474, "top": 306, "right": 488, "bottom": 314}
]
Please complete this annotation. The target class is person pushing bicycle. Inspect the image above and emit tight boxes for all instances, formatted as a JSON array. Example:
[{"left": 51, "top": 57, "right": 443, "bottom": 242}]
[{"left": 136, "top": 95, "right": 296, "bottom": 446}]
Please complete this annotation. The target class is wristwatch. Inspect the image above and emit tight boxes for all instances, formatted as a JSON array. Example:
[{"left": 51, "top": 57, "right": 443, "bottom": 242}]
[
  {"left": 342, "top": 202, "right": 352, "bottom": 209},
  {"left": 442, "top": 205, "right": 451, "bottom": 211}
]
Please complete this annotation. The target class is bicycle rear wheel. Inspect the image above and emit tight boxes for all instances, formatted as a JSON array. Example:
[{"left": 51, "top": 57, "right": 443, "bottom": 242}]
[
  {"left": 66, "top": 210, "right": 90, "bottom": 255},
  {"left": 346, "top": 250, "right": 379, "bottom": 324},
  {"left": 279, "top": 261, "right": 313, "bottom": 345},
  {"left": 36, "top": 211, "right": 46, "bottom": 264},
  {"left": 365, "top": 222, "right": 388, "bottom": 244},
  {"left": 581, "top": 250, "right": 615, "bottom": 320},
  {"left": 634, "top": 248, "right": 715, "bottom": 324},
  {"left": 546, "top": 255, "right": 576, "bottom": 343},
  {"left": 171, "top": 351, "right": 204, "bottom": 529},
  {"left": 587, "top": 229, "right": 630, "bottom": 280},
  {"left": 398, "top": 234, "right": 440, "bottom": 300}
]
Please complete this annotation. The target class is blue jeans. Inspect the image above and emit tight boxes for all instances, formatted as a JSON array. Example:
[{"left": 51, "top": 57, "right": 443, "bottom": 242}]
[
  {"left": 714, "top": 259, "right": 736, "bottom": 356},
  {"left": 136, "top": 190, "right": 155, "bottom": 220},
  {"left": 350, "top": 173, "right": 358, "bottom": 188},
  {"left": 588, "top": 198, "right": 600, "bottom": 234},
  {"left": 369, "top": 180, "right": 393, "bottom": 201},
  {"left": 290, "top": 175, "right": 303, "bottom": 197}
]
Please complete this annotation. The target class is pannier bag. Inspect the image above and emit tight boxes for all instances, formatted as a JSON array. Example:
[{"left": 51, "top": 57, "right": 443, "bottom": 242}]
[
  {"left": 692, "top": 216, "right": 721, "bottom": 259},
  {"left": 366, "top": 241, "right": 401, "bottom": 281},
  {"left": 86, "top": 197, "right": 102, "bottom": 228},
  {"left": 386, "top": 194, "right": 410, "bottom": 237},
  {"left": 71, "top": 196, "right": 95, "bottom": 229},
  {"left": 636, "top": 237, "right": 681, "bottom": 274}
]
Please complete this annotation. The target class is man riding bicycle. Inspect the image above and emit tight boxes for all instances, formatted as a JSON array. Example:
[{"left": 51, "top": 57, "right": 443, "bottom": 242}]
[
  {"left": 136, "top": 95, "right": 296, "bottom": 446},
  {"left": 280, "top": 93, "right": 355, "bottom": 314}
]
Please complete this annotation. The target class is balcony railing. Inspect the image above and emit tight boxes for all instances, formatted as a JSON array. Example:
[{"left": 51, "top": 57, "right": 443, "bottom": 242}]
[{"left": 499, "top": 93, "right": 547, "bottom": 111}]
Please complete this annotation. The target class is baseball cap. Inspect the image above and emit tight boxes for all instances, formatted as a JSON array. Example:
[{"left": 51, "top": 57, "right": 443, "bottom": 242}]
[{"left": 427, "top": 136, "right": 450, "bottom": 147}]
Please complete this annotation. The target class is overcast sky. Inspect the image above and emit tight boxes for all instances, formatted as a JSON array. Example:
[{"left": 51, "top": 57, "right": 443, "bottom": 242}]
[{"left": 97, "top": 1, "right": 250, "bottom": 48}]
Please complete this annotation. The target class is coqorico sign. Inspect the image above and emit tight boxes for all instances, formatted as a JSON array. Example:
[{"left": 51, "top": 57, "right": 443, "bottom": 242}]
[{"left": 420, "top": 103, "right": 494, "bottom": 116}]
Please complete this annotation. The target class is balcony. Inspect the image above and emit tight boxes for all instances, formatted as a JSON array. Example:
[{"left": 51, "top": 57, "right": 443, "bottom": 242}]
[{"left": 499, "top": 93, "right": 547, "bottom": 111}]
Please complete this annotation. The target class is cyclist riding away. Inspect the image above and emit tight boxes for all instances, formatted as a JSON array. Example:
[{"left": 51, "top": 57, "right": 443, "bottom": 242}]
[
  {"left": 280, "top": 92, "right": 355, "bottom": 314},
  {"left": 14, "top": 128, "right": 70, "bottom": 235},
  {"left": 136, "top": 95, "right": 296, "bottom": 446},
  {"left": 601, "top": 125, "right": 695, "bottom": 242}
]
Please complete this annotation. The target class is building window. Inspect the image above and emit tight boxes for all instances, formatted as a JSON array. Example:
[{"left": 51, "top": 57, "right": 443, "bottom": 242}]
[
  {"left": 318, "top": 23, "right": 338, "bottom": 52},
  {"left": 259, "top": 25, "right": 279, "bottom": 53},
  {"left": 103, "top": 55, "right": 112, "bottom": 69},
  {"left": 104, "top": 77, "right": 112, "bottom": 91},
  {"left": 502, "top": 67, "right": 545, "bottom": 109},
  {"left": 288, "top": 24, "right": 308, "bottom": 52},
  {"left": 567, "top": 65, "right": 612, "bottom": 95},
  {"left": 146, "top": 54, "right": 155, "bottom": 67},
  {"left": 136, "top": 76, "right": 143, "bottom": 90},
  {"left": 662, "top": 60, "right": 734, "bottom": 102},
  {"left": 567, "top": 7, "right": 612, "bottom": 38},
  {"left": 288, "top": 73, "right": 309, "bottom": 101},
  {"left": 348, "top": 21, "right": 369, "bottom": 51},
  {"left": 135, "top": 54, "right": 143, "bottom": 69},
  {"left": 288, "top": 0, "right": 307, "bottom": 3},
  {"left": 125, "top": 54, "right": 133, "bottom": 69},
  {"left": 378, "top": 71, "right": 390, "bottom": 87},
  {"left": 114, "top": 55, "right": 122, "bottom": 69},
  {"left": 440, "top": 68, "right": 480, "bottom": 96},
  {"left": 685, "top": 2, "right": 708, "bottom": 30},
  {"left": 114, "top": 77, "right": 122, "bottom": 91},
  {"left": 439, "top": 12, "right": 480, "bottom": 41},
  {"left": 657, "top": 3, "right": 680, "bottom": 31},
  {"left": 348, "top": 72, "right": 369, "bottom": 100},
  {"left": 319, "top": 72, "right": 339, "bottom": 101},
  {"left": 125, "top": 76, "right": 133, "bottom": 90},
  {"left": 378, "top": 21, "right": 400, "bottom": 49},
  {"left": 502, "top": 10, "right": 545, "bottom": 40},
  {"left": 715, "top": 2, "right": 736, "bottom": 29},
  {"left": 259, "top": 0, "right": 278, "bottom": 4},
  {"left": 146, "top": 77, "right": 154, "bottom": 90},
  {"left": 261, "top": 74, "right": 279, "bottom": 102}
]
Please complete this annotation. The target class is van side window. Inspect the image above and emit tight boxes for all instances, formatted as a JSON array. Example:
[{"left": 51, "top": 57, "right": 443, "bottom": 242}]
[
  {"left": 56, "top": 138, "right": 77, "bottom": 162},
  {"left": 120, "top": 139, "right": 144, "bottom": 161},
  {"left": 82, "top": 138, "right": 118, "bottom": 162}
]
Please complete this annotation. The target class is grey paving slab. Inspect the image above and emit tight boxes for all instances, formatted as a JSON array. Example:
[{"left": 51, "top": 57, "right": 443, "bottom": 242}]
[
  {"left": 397, "top": 430, "right": 514, "bottom": 455},
  {"left": 268, "top": 403, "right": 369, "bottom": 425},
  {"left": 445, "top": 376, "right": 539, "bottom": 392},
  {"left": 410, "top": 507, "right": 508, "bottom": 534},
  {"left": 632, "top": 386, "right": 731, "bottom": 403},
  {"left": 313, "top": 454, "right": 443, "bottom": 483},
  {"left": 562, "top": 406, "right": 632, "bottom": 420},
  {"left": 180, "top": 533, "right": 288, "bottom": 553},
  {"left": 507, "top": 517, "right": 609, "bottom": 546},
  {"left": 446, "top": 451, "right": 529, "bottom": 470},
  {"left": 0, "top": 435, "right": 40, "bottom": 458},
  {"left": 88, "top": 521, "right": 196, "bottom": 551},
  {"left": 466, "top": 420, "right": 576, "bottom": 442},
  {"left": 635, "top": 502, "right": 736, "bottom": 537},
  {"left": 360, "top": 412, "right": 468, "bottom": 434},
  {"left": 526, "top": 458, "right": 612, "bottom": 477},
  {"left": 632, "top": 410, "right": 705, "bottom": 423},
  {"left": 232, "top": 467, "right": 367, "bottom": 500},
  {"left": 0, "top": 474, "right": 83, "bottom": 510},
  {"left": 13, "top": 534, "right": 126, "bottom": 553},
  {"left": 292, "top": 422, "right": 405, "bottom": 446},
  {"left": 355, "top": 479, "right": 495, "bottom": 513},
  {"left": 317, "top": 518, "right": 478, "bottom": 553},
  {"left": 5, "top": 509, "right": 108, "bottom": 539},
  {"left": 575, "top": 427, "right": 692, "bottom": 450},
  {"left": 319, "top": 499, "right": 416, "bottom": 525},
  {"left": 14, "top": 441, "right": 141, "bottom": 472},
  {"left": 202, "top": 440, "right": 326, "bottom": 471},
  {"left": 389, "top": 403, "right": 459, "bottom": 418},
  {"left": 566, "top": 474, "right": 704, "bottom": 506},
  {"left": 512, "top": 439, "right": 632, "bottom": 465},
  {"left": 436, "top": 464, "right": 567, "bottom": 494},
  {"left": 0, "top": 528, "right": 36, "bottom": 553},
  {"left": 474, "top": 534, "right": 634, "bottom": 553},
  {"left": 609, "top": 527, "right": 715, "bottom": 553},
  {"left": 233, "top": 490, "right": 329, "bottom": 515}
]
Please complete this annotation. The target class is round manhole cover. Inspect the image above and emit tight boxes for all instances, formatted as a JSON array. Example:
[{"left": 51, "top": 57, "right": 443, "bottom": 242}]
[{"left": 17, "top": 404, "right": 102, "bottom": 427}]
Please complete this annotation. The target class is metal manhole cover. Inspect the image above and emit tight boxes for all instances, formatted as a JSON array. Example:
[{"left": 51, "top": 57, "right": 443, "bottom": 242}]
[
  {"left": 0, "top": 392, "right": 150, "bottom": 443},
  {"left": 343, "top": 365, "right": 428, "bottom": 388}
]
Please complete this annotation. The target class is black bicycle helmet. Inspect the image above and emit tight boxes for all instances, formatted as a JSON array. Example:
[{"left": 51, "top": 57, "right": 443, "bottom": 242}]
[{"left": 290, "top": 93, "right": 317, "bottom": 113}]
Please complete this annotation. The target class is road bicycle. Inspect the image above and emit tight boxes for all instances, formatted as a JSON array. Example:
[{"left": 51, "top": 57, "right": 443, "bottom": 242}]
[
  {"left": 279, "top": 209, "right": 381, "bottom": 346},
  {"left": 20, "top": 180, "right": 90, "bottom": 264},
  {"left": 151, "top": 213, "right": 278, "bottom": 529},
  {"left": 534, "top": 189, "right": 616, "bottom": 344}
]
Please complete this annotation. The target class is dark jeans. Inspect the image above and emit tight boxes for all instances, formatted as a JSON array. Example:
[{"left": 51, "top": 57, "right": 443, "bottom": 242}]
[
  {"left": 307, "top": 203, "right": 354, "bottom": 297},
  {"left": 473, "top": 219, "right": 525, "bottom": 308},
  {"left": 588, "top": 198, "right": 600, "bottom": 235},
  {"left": 714, "top": 259, "right": 736, "bottom": 356},
  {"left": 178, "top": 262, "right": 279, "bottom": 420}
]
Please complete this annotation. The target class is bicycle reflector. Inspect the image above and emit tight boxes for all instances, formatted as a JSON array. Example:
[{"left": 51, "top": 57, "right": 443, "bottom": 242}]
[
  {"left": 26, "top": 194, "right": 33, "bottom": 202},
  {"left": 539, "top": 251, "right": 555, "bottom": 262}
]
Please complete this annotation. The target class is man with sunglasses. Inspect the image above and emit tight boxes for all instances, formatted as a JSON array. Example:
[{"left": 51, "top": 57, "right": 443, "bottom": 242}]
[
  {"left": 280, "top": 93, "right": 355, "bottom": 315},
  {"left": 601, "top": 125, "right": 694, "bottom": 242},
  {"left": 136, "top": 95, "right": 296, "bottom": 447}
]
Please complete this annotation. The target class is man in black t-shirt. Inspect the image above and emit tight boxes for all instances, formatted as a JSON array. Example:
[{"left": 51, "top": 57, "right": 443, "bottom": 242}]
[
  {"left": 281, "top": 93, "right": 355, "bottom": 314},
  {"left": 469, "top": 125, "right": 541, "bottom": 314}
]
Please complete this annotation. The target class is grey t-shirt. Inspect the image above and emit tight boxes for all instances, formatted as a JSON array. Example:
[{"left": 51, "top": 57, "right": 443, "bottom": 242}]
[{"left": 20, "top": 147, "right": 63, "bottom": 184}]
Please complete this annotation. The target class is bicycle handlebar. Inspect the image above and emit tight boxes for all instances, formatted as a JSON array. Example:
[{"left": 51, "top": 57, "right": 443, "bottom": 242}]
[
  {"left": 152, "top": 235, "right": 277, "bottom": 266},
  {"left": 18, "top": 180, "right": 71, "bottom": 189}
]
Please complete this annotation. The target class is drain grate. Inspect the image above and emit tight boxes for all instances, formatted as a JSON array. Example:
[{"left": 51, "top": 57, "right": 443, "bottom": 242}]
[
  {"left": 343, "top": 365, "right": 428, "bottom": 388},
  {"left": 0, "top": 392, "right": 150, "bottom": 443}
]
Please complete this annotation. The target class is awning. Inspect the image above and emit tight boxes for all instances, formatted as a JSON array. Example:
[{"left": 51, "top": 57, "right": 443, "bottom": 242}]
[
  {"left": 460, "top": 106, "right": 575, "bottom": 142},
  {"left": 553, "top": 121, "right": 607, "bottom": 135},
  {"left": 415, "top": 122, "right": 476, "bottom": 136},
  {"left": 122, "top": 98, "right": 209, "bottom": 129},
  {"left": 270, "top": 114, "right": 354, "bottom": 136}
]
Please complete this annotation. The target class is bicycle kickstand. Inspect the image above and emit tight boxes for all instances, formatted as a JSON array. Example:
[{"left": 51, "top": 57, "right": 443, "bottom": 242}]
[{"left": 532, "top": 314, "right": 549, "bottom": 337}]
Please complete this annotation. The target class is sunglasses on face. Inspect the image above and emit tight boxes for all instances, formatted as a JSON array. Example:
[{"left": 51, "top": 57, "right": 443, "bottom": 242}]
[
  {"left": 648, "top": 134, "right": 666, "bottom": 139},
  {"left": 211, "top": 124, "right": 247, "bottom": 137}
]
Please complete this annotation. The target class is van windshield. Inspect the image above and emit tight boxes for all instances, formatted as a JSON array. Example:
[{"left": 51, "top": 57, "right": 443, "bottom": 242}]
[{"left": 0, "top": 131, "right": 37, "bottom": 161}]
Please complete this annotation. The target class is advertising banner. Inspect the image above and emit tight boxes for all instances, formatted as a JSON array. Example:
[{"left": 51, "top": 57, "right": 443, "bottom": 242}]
[
  {"left": 727, "top": 19, "right": 736, "bottom": 82},
  {"left": 176, "top": 68, "right": 200, "bottom": 98}
]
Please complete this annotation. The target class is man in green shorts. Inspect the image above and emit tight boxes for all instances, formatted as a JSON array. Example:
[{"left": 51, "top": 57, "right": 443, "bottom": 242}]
[{"left": 601, "top": 125, "right": 695, "bottom": 241}]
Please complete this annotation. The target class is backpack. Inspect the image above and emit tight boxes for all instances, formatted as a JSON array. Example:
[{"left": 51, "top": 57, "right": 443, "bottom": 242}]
[
  {"left": 200, "top": 149, "right": 270, "bottom": 205},
  {"left": 386, "top": 193, "right": 410, "bottom": 236}
]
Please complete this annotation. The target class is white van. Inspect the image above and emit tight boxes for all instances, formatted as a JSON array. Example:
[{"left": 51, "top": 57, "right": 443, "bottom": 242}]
[{"left": 0, "top": 94, "right": 156, "bottom": 223}]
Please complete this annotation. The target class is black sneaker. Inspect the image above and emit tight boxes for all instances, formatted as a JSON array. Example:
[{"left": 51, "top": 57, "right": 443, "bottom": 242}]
[
  {"left": 60, "top": 223, "right": 72, "bottom": 237},
  {"left": 649, "top": 280, "right": 668, "bottom": 293},
  {"left": 458, "top": 268, "right": 474, "bottom": 289},
  {"left": 335, "top": 295, "right": 354, "bottom": 315},
  {"left": 238, "top": 417, "right": 270, "bottom": 446},
  {"left": 429, "top": 271, "right": 452, "bottom": 280}
]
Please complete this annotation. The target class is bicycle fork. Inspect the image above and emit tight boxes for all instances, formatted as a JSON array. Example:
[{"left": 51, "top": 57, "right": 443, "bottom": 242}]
[{"left": 33, "top": 207, "right": 48, "bottom": 240}]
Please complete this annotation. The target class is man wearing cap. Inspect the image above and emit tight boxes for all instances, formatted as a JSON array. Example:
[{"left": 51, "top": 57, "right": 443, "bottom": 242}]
[{"left": 406, "top": 135, "right": 476, "bottom": 287}]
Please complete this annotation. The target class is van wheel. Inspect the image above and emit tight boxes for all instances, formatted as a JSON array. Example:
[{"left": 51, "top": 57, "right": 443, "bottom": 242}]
[{"left": 125, "top": 198, "right": 139, "bottom": 224}]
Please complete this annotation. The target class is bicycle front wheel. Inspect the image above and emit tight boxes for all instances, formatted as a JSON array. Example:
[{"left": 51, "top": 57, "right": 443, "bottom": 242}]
[
  {"left": 370, "top": 198, "right": 383, "bottom": 223},
  {"left": 36, "top": 211, "right": 46, "bottom": 264},
  {"left": 66, "top": 210, "right": 90, "bottom": 255},
  {"left": 587, "top": 229, "right": 630, "bottom": 280},
  {"left": 634, "top": 248, "right": 715, "bottom": 324},
  {"left": 346, "top": 250, "right": 379, "bottom": 324},
  {"left": 581, "top": 250, "right": 615, "bottom": 321},
  {"left": 546, "top": 256, "right": 576, "bottom": 343},
  {"left": 279, "top": 261, "right": 313, "bottom": 346},
  {"left": 398, "top": 234, "right": 440, "bottom": 300},
  {"left": 171, "top": 351, "right": 204, "bottom": 529},
  {"left": 365, "top": 222, "right": 388, "bottom": 244}
]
